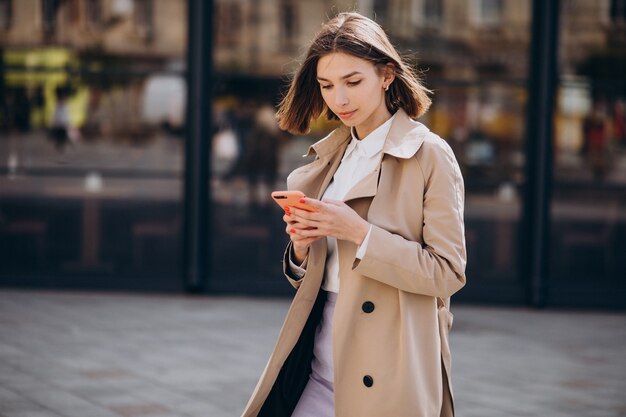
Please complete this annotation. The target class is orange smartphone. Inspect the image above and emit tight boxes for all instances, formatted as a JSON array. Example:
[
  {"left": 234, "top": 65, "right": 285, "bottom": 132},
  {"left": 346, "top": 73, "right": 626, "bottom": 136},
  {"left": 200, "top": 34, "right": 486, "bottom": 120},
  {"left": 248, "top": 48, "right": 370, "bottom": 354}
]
[{"left": 271, "top": 190, "right": 319, "bottom": 212}]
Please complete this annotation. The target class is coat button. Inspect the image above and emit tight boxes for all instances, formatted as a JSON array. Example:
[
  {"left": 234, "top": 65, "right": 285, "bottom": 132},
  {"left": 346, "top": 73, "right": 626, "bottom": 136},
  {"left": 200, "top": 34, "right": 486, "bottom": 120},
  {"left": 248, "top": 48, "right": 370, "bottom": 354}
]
[
  {"left": 362, "top": 301, "right": 375, "bottom": 313},
  {"left": 363, "top": 375, "right": 374, "bottom": 387}
]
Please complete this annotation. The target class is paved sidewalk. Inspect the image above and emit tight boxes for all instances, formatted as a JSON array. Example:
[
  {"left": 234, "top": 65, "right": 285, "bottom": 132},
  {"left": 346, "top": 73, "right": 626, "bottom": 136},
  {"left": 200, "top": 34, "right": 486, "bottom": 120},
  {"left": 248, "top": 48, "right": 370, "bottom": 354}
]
[{"left": 0, "top": 290, "right": 624, "bottom": 417}]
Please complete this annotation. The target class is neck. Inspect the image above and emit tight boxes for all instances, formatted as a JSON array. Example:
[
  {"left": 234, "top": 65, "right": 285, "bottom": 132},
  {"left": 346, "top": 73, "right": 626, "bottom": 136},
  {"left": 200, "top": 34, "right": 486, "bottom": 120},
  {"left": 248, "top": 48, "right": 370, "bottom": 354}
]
[{"left": 354, "top": 106, "right": 392, "bottom": 140}]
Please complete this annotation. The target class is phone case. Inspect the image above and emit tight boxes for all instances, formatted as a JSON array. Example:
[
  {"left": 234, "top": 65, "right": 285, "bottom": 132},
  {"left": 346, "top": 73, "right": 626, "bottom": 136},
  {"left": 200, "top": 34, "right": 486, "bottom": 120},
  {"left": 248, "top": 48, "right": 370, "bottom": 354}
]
[{"left": 271, "top": 190, "right": 319, "bottom": 212}]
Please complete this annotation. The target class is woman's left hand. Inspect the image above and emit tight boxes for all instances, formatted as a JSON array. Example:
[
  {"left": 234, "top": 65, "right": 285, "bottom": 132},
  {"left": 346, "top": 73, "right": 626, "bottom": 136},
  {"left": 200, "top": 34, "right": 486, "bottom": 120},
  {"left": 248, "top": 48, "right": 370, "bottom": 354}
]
[{"left": 289, "top": 197, "right": 370, "bottom": 246}]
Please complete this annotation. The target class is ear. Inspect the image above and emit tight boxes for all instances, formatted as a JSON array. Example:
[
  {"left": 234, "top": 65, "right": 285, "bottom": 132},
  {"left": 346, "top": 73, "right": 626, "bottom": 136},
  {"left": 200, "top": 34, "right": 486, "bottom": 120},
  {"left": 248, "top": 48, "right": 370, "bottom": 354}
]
[{"left": 382, "top": 63, "right": 396, "bottom": 85}]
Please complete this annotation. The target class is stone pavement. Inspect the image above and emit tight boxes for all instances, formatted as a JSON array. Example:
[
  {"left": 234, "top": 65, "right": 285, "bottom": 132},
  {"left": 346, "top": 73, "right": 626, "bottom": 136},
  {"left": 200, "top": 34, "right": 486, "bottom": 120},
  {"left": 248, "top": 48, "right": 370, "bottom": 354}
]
[{"left": 0, "top": 290, "right": 624, "bottom": 417}]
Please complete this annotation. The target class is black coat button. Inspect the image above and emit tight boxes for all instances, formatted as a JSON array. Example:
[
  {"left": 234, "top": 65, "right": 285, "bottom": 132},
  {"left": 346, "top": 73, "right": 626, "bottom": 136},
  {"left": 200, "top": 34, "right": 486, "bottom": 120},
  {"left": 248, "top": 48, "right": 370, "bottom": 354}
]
[
  {"left": 363, "top": 375, "right": 374, "bottom": 387},
  {"left": 362, "top": 301, "right": 375, "bottom": 313}
]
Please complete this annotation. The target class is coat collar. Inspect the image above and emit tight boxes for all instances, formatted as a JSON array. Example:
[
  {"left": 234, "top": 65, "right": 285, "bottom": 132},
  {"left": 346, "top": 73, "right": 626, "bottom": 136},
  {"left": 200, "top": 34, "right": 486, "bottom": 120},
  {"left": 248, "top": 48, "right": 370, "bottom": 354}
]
[{"left": 304, "top": 108, "right": 428, "bottom": 161}]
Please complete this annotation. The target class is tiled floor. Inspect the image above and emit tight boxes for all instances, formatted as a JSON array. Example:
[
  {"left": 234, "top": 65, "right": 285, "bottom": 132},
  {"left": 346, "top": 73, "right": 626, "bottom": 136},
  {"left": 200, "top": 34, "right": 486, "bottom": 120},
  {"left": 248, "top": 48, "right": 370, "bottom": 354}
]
[{"left": 0, "top": 290, "right": 624, "bottom": 417}]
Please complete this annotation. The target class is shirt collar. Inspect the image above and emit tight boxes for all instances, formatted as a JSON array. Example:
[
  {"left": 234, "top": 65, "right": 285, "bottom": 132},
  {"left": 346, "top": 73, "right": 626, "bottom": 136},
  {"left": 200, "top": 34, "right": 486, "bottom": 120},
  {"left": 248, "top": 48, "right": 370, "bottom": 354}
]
[
  {"left": 343, "top": 113, "right": 396, "bottom": 160},
  {"left": 305, "top": 108, "right": 427, "bottom": 160}
]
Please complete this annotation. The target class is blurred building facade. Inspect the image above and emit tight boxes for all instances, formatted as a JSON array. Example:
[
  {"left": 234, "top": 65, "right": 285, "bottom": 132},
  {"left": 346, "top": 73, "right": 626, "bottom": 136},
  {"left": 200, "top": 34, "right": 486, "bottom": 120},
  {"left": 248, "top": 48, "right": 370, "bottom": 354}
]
[
  {"left": 1, "top": 0, "right": 625, "bottom": 308},
  {"left": 1, "top": 0, "right": 186, "bottom": 52}
]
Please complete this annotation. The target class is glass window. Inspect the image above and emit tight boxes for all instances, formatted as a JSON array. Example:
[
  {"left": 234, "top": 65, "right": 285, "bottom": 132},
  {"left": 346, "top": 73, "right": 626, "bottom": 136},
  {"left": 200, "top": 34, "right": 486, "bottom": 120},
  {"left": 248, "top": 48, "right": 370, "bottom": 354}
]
[
  {"left": 0, "top": 0, "right": 187, "bottom": 290},
  {"left": 550, "top": 0, "right": 626, "bottom": 307},
  {"left": 610, "top": 0, "right": 626, "bottom": 23},
  {"left": 424, "top": 0, "right": 443, "bottom": 25},
  {"left": 112, "top": 0, "right": 134, "bottom": 16},
  {"left": 134, "top": 0, "right": 154, "bottom": 40},
  {"left": 373, "top": 0, "right": 388, "bottom": 22},
  {"left": 42, "top": 0, "right": 60, "bottom": 37},
  {"left": 409, "top": 0, "right": 443, "bottom": 28},
  {"left": 472, "top": 0, "right": 503, "bottom": 27},
  {"left": 211, "top": 1, "right": 330, "bottom": 292},
  {"left": 387, "top": 0, "right": 528, "bottom": 303},
  {"left": 0, "top": 0, "right": 12, "bottom": 31},
  {"left": 210, "top": 1, "right": 531, "bottom": 301},
  {"left": 66, "top": 0, "right": 80, "bottom": 24},
  {"left": 280, "top": 0, "right": 298, "bottom": 50},
  {"left": 216, "top": 2, "right": 242, "bottom": 48},
  {"left": 86, "top": 0, "right": 102, "bottom": 28}
]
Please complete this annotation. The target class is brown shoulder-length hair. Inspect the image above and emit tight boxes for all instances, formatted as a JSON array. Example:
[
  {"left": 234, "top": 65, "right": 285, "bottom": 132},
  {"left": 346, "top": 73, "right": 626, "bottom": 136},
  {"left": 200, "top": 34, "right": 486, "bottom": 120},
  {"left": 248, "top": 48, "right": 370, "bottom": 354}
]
[{"left": 276, "top": 12, "right": 432, "bottom": 134}]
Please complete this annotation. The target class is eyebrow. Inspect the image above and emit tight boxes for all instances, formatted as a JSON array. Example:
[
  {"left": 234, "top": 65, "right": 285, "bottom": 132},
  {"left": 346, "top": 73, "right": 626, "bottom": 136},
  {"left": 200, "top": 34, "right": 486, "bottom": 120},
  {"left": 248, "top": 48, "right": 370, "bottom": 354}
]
[{"left": 316, "top": 71, "right": 363, "bottom": 82}]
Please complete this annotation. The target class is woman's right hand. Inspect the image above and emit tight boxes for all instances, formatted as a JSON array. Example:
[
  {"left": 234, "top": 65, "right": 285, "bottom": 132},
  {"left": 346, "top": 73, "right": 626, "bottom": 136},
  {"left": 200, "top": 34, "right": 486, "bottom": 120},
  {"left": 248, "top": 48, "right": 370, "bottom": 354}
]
[{"left": 283, "top": 209, "right": 321, "bottom": 264}]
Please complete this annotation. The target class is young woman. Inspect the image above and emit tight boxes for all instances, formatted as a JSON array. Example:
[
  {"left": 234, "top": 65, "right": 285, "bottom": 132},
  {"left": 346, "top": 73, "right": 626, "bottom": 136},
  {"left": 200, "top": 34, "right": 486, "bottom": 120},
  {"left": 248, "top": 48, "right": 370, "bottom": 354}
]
[{"left": 241, "top": 12, "right": 466, "bottom": 417}]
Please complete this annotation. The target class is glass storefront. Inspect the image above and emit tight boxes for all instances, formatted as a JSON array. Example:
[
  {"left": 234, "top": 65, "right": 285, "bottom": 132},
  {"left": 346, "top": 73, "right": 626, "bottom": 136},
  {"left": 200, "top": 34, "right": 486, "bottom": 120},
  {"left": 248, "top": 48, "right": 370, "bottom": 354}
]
[
  {"left": 549, "top": 1, "right": 626, "bottom": 307},
  {"left": 0, "top": 0, "right": 187, "bottom": 290},
  {"left": 1, "top": 0, "right": 624, "bottom": 307},
  {"left": 209, "top": 0, "right": 531, "bottom": 301},
  {"left": 208, "top": 2, "right": 339, "bottom": 293}
]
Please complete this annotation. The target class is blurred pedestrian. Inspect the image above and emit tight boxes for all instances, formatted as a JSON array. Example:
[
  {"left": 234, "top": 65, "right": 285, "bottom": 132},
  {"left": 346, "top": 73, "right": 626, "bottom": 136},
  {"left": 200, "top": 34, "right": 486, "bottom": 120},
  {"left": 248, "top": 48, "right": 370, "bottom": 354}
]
[
  {"left": 610, "top": 99, "right": 625, "bottom": 149},
  {"left": 242, "top": 12, "right": 466, "bottom": 417},
  {"left": 31, "top": 86, "right": 46, "bottom": 129},
  {"left": 13, "top": 87, "right": 31, "bottom": 132},
  {"left": 243, "top": 103, "right": 286, "bottom": 206},
  {"left": 49, "top": 85, "right": 80, "bottom": 152},
  {"left": 223, "top": 101, "right": 256, "bottom": 181},
  {"left": 582, "top": 99, "right": 611, "bottom": 180}
]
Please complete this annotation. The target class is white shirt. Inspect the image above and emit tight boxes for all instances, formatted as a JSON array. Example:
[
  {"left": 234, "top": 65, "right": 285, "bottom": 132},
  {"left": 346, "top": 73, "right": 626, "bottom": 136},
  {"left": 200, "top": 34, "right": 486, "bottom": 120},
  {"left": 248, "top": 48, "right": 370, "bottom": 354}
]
[{"left": 289, "top": 114, "right": 396, "bottom": 293}]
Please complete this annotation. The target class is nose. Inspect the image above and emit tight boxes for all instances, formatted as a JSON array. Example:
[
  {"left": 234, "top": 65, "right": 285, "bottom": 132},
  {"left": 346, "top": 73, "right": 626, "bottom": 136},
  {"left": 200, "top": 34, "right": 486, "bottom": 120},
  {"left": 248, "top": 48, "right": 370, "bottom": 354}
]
[{"left": 334, "top": 87, "right": 349, "bottom": 107}]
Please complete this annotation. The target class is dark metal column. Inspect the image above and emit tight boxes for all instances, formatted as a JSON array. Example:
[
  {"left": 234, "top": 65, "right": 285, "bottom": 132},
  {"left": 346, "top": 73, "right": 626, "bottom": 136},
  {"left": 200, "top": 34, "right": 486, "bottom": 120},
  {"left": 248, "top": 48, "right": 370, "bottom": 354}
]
[
  {"left": 0, "top": 49, "right": 5, "bottom": 131},
  {"left": 183, "top": 0, "right": 213, "bottom": 292},
  {"left": 522, "top": 0, "right": 560, "bottom": 307}
]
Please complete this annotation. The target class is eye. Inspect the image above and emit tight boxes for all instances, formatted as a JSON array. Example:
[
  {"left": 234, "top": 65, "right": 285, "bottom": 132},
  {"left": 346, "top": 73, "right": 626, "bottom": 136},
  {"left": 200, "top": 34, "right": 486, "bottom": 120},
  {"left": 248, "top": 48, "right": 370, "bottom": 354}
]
[
  {"left": 347, "top": 80, "right": 362, "bottom": 87},
  {"left": 320, "top": 84, "right": 333, "bottom": 90}
]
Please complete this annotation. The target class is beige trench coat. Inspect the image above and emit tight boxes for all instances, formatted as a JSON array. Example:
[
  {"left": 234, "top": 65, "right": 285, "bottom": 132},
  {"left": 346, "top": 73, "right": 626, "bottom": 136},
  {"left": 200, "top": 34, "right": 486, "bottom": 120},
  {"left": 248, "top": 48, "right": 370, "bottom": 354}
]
[{"left": 241, "top": 109, "right": 467, "bottom": 417}]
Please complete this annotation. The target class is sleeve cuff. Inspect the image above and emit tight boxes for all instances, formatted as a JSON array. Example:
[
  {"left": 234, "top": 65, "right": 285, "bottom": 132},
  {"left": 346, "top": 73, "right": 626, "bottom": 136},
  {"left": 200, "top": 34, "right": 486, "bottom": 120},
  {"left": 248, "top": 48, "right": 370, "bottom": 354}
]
[
  {"left": 288, "top": 245, "right": 308, "bottom": 279},
  {"left": 355, "top": 225, "right": 373, "bottom": 260}
]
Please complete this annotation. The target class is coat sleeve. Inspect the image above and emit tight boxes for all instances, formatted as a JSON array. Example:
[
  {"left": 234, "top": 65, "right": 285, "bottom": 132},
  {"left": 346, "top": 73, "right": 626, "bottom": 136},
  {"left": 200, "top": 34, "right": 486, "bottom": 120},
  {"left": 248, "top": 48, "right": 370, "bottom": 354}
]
[{"left": 352, "top": 139, "right": 467, "bottom": 298}]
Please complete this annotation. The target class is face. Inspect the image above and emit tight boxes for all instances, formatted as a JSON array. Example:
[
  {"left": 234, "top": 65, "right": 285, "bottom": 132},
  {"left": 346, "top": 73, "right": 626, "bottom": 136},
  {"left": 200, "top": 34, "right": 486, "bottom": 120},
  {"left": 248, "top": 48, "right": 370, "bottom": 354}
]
[{"left": 316, "top": 52, "right": 394, "bottom": 138}]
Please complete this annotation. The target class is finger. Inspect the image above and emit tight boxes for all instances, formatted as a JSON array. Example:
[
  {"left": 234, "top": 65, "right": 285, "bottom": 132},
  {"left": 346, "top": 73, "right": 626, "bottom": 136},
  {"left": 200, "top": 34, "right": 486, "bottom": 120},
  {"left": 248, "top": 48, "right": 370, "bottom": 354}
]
[
  {"left": 282, "top": 214, "right": 297, "bottom": 224},
  {"left": 292, "top": 214, "right": 321, "bottom": 229},
  {"left": 286, "top": 224, "right": 304, "bottom": 235},
  {"left": 291, "top": 207, "right": 322, "bottom": 221},
  {"left": 289, "top": 224, "right": 321, "bottom": 237},
  {"left": 290, "top": 207, "right": 321, "bottom": 225},
  {"left": 286, "top": 222, "right": 312, "bottom": 234},
  {"left": 299, "top": 197, "right": 325, "bottom": 211},
  {"left": 290, "top": 221, "right": 313, "bottom": 231}
]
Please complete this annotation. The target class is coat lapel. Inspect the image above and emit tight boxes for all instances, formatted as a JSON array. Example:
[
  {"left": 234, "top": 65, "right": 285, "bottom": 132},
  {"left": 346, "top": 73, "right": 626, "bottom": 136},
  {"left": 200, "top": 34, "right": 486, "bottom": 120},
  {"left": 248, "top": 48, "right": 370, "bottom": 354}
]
[
  {"left": 289, "top": 109, "right": 429, "bottom": 204},
  {"left": 341, "top": 165, "right": 380, "bottom": 202},
  {"left": 315, "top": 149, "right": 344, "bottom": 199},
  {"left": 287, "top": 125, "right": 351, "bottom": 199},
  {"left": 341, "top": 109, "right": 429, "bottom": 203},
  {"left": 381, "top": 108, "right": 428, "bottom": 159}
]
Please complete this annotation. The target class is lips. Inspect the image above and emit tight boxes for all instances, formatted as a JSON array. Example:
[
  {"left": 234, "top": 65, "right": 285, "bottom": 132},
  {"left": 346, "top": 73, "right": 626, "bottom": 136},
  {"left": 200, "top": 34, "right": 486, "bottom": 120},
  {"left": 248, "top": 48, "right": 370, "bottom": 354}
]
[{"left": 337, "top": 110, "right": 357, "bottom": 119}]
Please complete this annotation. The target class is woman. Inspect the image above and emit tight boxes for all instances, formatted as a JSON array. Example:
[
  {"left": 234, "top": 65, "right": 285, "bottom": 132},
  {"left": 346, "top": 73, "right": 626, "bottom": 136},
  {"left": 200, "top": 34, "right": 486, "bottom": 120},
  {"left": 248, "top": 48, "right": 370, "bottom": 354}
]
[{"left": 242, "top": 12, "right": 466, "bottom": 417}]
